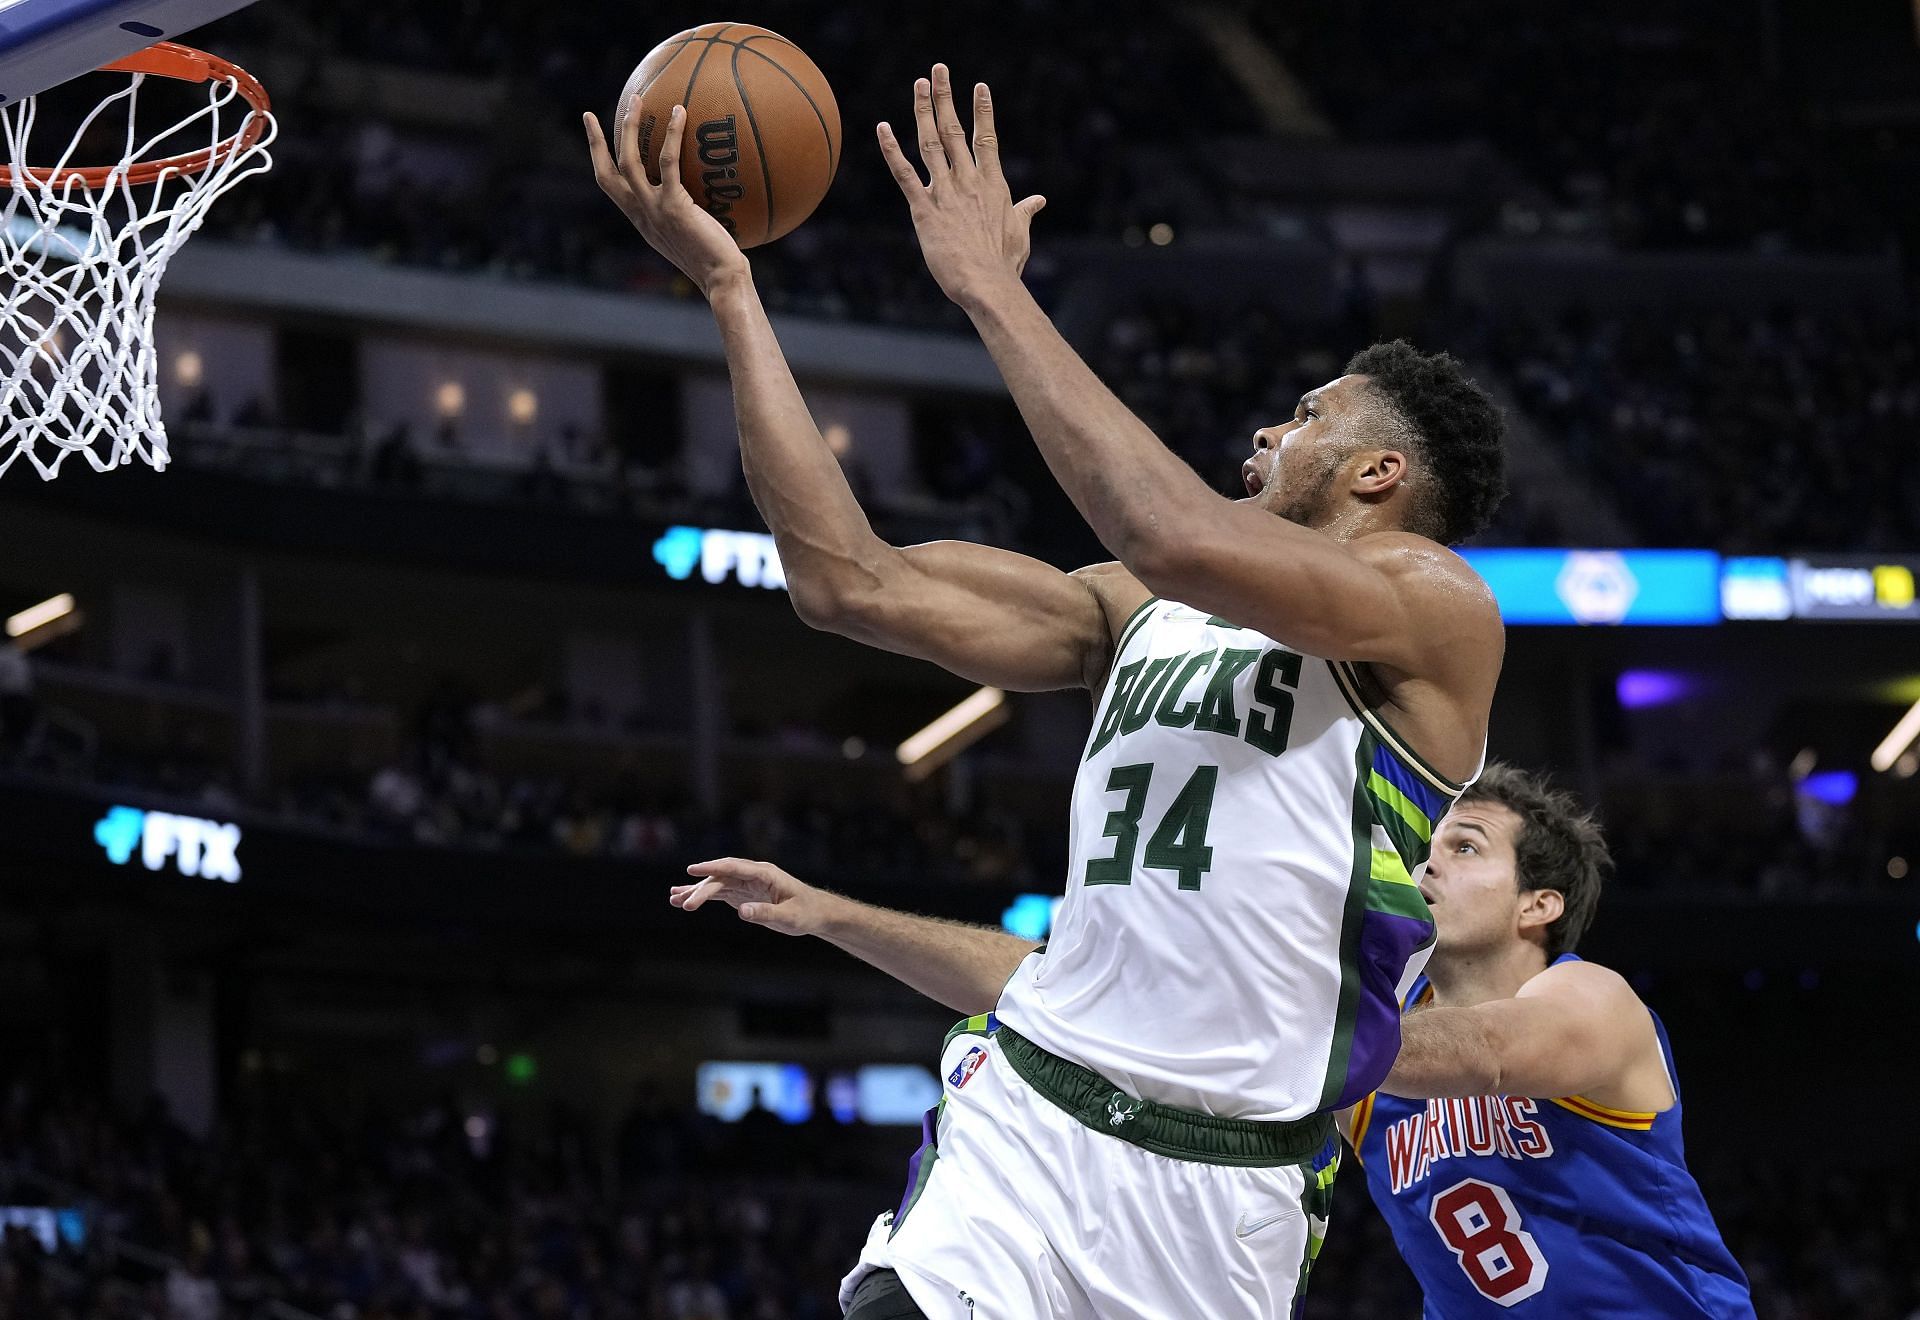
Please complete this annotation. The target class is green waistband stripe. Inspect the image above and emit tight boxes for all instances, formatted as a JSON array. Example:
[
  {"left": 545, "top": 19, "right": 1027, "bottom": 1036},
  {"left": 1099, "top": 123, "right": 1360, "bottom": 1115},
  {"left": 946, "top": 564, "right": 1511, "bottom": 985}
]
[{"left": 995, "top": 1025, "right": 1333, "bottom": 1168}]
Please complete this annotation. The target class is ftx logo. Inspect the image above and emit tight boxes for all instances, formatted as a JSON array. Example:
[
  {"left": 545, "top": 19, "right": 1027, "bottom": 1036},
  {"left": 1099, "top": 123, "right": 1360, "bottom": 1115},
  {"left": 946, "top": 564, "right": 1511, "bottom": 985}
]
[
  {"left": 94, "top": 806, "right": 242, "bottom": 883},
  {"left": 652, "top": 525, "right": 787, "bottom": 591},
  {"left": 651, "top": 526, "right": 704, "bottom": 581}
]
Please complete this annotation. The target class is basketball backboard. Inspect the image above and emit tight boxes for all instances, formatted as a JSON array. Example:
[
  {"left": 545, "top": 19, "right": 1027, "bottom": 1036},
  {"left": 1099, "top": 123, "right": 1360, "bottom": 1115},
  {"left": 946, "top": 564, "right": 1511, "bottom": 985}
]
[{"left": 0, "top": 0, "right": 260, "bottom": 103}]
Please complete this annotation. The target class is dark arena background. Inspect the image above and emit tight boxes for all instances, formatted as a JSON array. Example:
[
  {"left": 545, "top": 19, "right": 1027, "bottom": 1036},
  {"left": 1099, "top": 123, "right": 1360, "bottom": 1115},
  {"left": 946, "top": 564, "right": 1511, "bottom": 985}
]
[{"left": 3, "top": 1, "right": 1919, "bottom": 1316}]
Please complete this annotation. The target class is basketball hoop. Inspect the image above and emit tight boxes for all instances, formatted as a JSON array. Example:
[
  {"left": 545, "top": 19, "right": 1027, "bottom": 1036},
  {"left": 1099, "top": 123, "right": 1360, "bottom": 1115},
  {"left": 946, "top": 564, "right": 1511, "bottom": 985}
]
[{"left": 0, "top": 42, "right": 274, "bottom": 480}]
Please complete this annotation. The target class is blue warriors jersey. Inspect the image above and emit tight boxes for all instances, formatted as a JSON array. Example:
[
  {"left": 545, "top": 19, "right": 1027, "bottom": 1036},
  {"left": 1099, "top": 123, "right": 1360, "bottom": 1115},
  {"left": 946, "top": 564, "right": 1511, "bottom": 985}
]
[{"left": 1351, "top": 957, "right": 1754, "bottom": 1318}]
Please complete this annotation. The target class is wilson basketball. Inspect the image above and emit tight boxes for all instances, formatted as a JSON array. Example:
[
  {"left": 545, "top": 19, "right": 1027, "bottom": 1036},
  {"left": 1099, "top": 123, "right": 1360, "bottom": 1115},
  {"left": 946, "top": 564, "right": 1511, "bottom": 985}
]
[{"left": 616, "top": 23, "right": 841, "bottom": 249}]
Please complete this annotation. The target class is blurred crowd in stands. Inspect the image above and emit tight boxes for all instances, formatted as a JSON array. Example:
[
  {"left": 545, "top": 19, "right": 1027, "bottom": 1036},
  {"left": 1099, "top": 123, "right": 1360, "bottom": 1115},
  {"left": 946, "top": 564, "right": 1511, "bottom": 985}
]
[
  {"left": 163, "top": 293, "right": 1920, "bottom": 558},
  {"left": 0, "top": 636, "right": 1910, "bottom": 899},
  {"left": 0, "top": 1077, "right": 878, "bottom": 1319},
  {"left": 1466, "top": 306, "right": 1920, "bottom": 552},
  {"left": 186, "top": 0, "right": 1904, "bottom": 310},
  {"left": 345, "top": 766, "right": 1052, "bottom": 891},
  {"left": 1252, "top": 0, "right": 1900, "bottom": 253},
  {"left": 56, "top": 0, "right": 1882, "bottom": 560},
  {"left": 1083, "top": 296, "right": 1561, "bottom": 546},
  {"left": 2, "top": 1073, "right": 1915, "bottom": 1319},
  {"left": 0, "top": 652, "right": 1062, "bottom": 890},
  {"left": 194, "top": 0, "right": 1248, "bottom": 328},
  {"left": 47, "top": 745, "right": 1055, "bottom": 889},
  {"left": 164, "top": 409, "right": 1031, "bottom": 562}
]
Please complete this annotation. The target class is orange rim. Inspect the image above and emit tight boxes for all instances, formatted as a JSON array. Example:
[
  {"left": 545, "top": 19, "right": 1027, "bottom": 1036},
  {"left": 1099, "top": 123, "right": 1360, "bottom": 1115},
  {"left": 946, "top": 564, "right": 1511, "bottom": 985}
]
[{"left": 0, "top": 42, "right": 271, "bottom": 190}]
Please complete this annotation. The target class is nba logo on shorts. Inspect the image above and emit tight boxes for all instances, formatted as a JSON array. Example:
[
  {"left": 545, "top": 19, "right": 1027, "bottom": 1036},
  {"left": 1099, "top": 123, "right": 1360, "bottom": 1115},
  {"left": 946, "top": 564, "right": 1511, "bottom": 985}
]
[{"left": 949, "top": 1045, "right": 988, "bottom": 1089}]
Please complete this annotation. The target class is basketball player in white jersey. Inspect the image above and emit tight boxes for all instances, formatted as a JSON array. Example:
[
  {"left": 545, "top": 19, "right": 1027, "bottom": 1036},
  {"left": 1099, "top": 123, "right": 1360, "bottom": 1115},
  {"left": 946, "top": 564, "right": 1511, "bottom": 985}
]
[{"left": 591, "top": 64, "right": 1508, "bottom": 1319}]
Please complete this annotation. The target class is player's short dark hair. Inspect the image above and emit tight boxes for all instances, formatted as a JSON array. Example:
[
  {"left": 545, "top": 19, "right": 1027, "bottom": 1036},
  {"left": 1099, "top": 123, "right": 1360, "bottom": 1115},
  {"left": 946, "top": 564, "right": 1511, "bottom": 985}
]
[
  {"left": 1343, "top": 340, "right": 1508, "bottom": 545},
  {"left": 1456, "top": 762, "right": 1609, "bottom": 959}
]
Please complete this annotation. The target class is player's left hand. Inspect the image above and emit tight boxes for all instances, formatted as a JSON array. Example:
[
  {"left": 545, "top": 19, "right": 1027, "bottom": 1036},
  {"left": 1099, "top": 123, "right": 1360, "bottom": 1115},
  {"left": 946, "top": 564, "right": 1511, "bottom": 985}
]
[
  {"left": 585, "top": 105, "right": 751, "bottom": 299},
  {"left": 877, "top": 64, "right": 1046, "bottom": 310}
]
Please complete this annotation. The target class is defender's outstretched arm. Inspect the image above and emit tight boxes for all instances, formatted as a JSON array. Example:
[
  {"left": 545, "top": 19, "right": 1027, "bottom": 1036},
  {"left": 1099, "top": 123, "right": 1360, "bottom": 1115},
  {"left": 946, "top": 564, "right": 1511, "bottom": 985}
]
[
  {"left": 673, "top": 857, "right": 1037, "bottom": 1015},
  {"left": 1383, "top": 961, "right": 1669, "bottom": 1103}
]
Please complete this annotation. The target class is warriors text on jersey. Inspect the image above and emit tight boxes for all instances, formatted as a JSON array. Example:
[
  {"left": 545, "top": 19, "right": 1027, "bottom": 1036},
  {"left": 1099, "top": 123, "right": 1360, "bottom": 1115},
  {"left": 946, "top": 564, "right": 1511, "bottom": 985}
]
[
  {"left": 1350, "top": 959, "right": 1754, "bottom": 1317},
  {"left": 996, "top": 597, "right": 1481, "bottom": 1121}
]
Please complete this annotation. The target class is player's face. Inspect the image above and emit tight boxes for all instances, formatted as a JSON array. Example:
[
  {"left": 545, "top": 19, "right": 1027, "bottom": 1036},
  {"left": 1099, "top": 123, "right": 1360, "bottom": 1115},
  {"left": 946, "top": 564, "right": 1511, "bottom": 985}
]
[
  {"left": 1241, "top": 374, "right": 1368, "bottom": 527},
  {"left": 1420, "top": 803, "right": 1528, "bottom": 957}
]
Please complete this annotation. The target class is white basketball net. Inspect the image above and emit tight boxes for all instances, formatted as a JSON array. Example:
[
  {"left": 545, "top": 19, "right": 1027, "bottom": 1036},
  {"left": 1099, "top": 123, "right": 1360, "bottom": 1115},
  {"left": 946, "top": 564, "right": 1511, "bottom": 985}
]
[{"left": 0, "top": 68, "right": 275, "bottom": 479}]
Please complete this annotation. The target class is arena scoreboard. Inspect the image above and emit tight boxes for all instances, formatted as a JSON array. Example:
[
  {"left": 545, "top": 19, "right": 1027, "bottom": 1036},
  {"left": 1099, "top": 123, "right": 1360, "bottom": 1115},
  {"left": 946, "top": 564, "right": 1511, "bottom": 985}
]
[{"left": 1721, "top": 555, "right": 1920, "bottom": 622}]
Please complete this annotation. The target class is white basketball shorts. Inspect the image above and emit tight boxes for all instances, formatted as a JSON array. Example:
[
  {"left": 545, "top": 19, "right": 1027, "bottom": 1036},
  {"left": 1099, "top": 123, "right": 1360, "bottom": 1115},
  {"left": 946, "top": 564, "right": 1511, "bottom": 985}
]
[{"left": 839, "top": 1015, "right": 1340, "bottom": 1320}]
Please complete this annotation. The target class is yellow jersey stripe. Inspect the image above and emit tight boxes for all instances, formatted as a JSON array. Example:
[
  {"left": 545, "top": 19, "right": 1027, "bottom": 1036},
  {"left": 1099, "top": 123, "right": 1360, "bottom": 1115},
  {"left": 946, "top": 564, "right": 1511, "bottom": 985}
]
[
  {"left": 1367, "top": 770, "right": 1435, "bottom": 842},
  {"left": 1370, "top": 845, "right": 1415, "bottom": 887},
  {"left": 1550, "top": 1095, "right": 1657, "bottom": 1131},
  {"left": 1349, "top": 1092, "right": 1377, "bottom": 1155},
  {"left": 1559, "top": 1091, "right": 1658, "bottom": 1122}
]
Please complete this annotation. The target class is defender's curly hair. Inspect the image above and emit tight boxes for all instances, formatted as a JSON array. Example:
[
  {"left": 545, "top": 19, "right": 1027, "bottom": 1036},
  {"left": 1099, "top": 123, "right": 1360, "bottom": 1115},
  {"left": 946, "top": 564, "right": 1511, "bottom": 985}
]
[{"left": 1343, "top": 340, "right": 1508, "bottom": 545}]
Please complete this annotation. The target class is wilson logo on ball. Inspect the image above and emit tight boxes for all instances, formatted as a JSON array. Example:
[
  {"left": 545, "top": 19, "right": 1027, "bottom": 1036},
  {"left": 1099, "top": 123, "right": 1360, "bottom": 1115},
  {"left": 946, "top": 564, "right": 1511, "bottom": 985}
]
[{"left": 694, "top": 115, "right": 743, "bottom": 234}]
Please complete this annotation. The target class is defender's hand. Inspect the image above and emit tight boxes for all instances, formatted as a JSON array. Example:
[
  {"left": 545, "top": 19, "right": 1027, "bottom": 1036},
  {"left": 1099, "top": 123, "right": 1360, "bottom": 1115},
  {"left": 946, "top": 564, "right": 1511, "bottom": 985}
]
[
  {"left": 672, "top": 857, "right": 839, "bottom": 936},
  {"left": 586, "top": 105, "right": 751, "bottom": 298},
  {"left": 877, "top": 65, "right": 1046, "bottom": 310}
]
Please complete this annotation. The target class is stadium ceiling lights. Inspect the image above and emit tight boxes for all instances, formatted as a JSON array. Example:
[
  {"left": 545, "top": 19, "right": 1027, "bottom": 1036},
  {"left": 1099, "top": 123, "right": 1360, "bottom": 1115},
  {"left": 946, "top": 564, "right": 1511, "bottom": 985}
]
[
  {"left": 1870, "top": 700, "right": 1920, "bottom": 774},
  {"left": 897, "top": 687, "right": 1008, "bottom": 782},
  {"left": 5, "top": 591, "right": 78, "bottom": 648}
]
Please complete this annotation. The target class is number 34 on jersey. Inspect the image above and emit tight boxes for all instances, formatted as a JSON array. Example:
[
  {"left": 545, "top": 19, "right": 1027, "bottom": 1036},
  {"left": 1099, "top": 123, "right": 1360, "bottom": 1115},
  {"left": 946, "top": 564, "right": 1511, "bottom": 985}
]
[{"left": 1081, "top": 626, "right": 1304, "bottom": 895}]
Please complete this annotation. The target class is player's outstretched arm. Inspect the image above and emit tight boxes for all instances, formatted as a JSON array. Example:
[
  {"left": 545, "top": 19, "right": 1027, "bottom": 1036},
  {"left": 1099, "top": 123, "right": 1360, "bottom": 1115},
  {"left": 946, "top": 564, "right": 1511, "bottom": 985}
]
[
  {"left": 586, "top": 106, "right": 1130, "bottom": 692},
  {"left": 876, "top": 68, "right": 1500, "bottom": 683},
  {"left": 672, "top": 857, "right": 1038, "bottom": 1014},
  {"left": 1382, "top": 961, "right": 1673, "bottom": 1109}
]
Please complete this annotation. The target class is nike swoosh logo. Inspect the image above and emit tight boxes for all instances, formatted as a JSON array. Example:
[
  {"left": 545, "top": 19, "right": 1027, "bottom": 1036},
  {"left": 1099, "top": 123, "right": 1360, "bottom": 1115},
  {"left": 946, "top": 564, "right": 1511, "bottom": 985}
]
[{"left": 1235, "top": 1209, "right": 1297, "bottom": 1239}]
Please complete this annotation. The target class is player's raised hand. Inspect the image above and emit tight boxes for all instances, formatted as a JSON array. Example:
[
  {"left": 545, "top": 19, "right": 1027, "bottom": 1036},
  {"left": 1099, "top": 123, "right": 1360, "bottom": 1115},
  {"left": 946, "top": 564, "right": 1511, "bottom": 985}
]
[
  {"left": 585, "top": 105, "right": 750, "bottom": 298},
  {"left": 672, "top": 857, "right": 838, "bottom": 936},
  {"left": 877, "top": 65, "right": 1046, "bottom": 310}
]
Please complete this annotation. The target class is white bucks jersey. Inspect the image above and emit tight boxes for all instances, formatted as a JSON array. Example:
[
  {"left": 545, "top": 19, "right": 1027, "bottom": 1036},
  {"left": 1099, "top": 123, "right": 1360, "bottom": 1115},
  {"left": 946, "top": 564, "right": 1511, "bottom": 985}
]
[{"left": 996, "top": 597, "right": 1479, "bottom": 1121}]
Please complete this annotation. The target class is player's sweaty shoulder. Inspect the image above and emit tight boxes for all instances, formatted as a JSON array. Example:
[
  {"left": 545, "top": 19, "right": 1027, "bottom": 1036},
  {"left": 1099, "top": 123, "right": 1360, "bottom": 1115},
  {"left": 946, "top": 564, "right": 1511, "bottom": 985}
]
[
  {"left": 1071, "top": 562, "right": 1152, "bottom": 693},
  {"left": 1352, "top": 531, "right": 1503, "bottom": 681},
  {"left": 1355, "top": 532, "right": 1500, "bottom": 620},
  {"left": 1342, "top": 534, "right": 1501, "bottom": 782}
]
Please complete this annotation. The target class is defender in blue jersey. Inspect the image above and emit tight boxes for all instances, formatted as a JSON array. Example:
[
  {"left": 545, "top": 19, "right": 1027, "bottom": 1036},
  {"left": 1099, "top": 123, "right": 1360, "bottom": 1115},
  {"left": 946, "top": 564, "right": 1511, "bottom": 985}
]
[{"left": 1345, "top": 764, "right": 1753, "bottom": 1317}]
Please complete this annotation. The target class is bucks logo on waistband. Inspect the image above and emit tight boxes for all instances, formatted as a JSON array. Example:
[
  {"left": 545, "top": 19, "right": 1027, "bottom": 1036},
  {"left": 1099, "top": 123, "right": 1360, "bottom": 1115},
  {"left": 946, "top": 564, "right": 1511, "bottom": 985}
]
[{"left": 1088, "top": 642, "right": 1302, "bottom": 761}]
